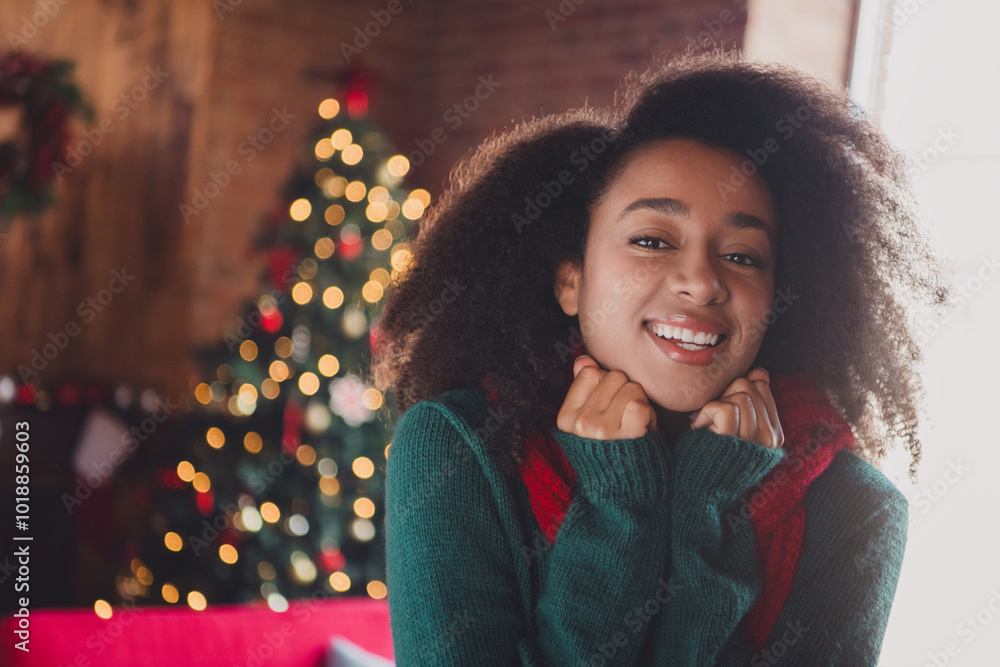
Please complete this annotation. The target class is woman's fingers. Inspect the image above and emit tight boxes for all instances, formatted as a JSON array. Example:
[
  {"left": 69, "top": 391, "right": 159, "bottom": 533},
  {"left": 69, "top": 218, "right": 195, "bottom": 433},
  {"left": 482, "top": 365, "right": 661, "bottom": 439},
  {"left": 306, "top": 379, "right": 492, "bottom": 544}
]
[
  {"left": 690, "top": 367, "right": 783, "bottom": 449},
  {"left": 751, "top": 374, "right": 784, "bottom": 448},
  {"left": 557, "top": 355, "right": 657, "bottom": 439}
]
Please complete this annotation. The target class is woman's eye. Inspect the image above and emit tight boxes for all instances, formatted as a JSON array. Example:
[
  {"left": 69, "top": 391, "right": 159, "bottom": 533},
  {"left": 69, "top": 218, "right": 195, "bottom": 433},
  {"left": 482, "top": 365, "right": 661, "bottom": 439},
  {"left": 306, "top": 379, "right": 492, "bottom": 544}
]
[
  {"left": 722, "top": 252, "right": 762, "bottom": 267},
  {"left": 628, "top": 235, "right": 671, "bottom": 250}
]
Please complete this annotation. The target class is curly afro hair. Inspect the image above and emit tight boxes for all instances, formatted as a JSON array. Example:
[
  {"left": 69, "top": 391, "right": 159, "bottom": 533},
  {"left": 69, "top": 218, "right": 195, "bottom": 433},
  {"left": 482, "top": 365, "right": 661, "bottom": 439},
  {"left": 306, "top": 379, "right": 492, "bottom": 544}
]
[{"left": 370, "top": 49, "right": 950, "bottom": 483}]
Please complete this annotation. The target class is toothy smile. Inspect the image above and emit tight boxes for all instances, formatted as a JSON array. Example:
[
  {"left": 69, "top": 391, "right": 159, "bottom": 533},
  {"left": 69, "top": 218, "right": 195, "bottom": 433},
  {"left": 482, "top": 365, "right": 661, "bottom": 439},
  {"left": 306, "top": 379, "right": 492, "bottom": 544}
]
[{"left": 644, "top": 322, "right": 727, "bottom": 351}]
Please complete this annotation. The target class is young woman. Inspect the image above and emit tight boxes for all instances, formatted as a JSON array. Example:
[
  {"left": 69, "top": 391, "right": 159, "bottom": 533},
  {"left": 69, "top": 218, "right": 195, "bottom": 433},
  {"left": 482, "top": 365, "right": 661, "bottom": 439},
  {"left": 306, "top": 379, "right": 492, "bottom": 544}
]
[{"left": 371, "top": 49, "right": 948, "bottom": 665}]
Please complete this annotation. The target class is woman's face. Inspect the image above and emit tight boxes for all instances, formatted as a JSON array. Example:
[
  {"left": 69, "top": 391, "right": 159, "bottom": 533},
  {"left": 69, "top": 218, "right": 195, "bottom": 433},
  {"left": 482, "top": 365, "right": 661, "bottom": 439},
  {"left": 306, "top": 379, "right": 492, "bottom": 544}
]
[{"left": 554, "top": 137, "right": 778, "bottom": 414}]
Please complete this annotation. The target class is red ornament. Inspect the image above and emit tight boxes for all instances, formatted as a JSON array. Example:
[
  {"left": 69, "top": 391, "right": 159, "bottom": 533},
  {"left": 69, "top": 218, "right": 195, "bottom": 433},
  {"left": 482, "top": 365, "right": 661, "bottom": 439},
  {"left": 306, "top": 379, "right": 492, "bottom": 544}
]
[
  {"left": 16, "top": 384, "right": 36, "bottom": 404},
  {"left": 321, "top": 546, "right": 346, "bottom": 572},
  {"left": 282, "top": 401, "right": 304, "bottom": 454},
  {"left": 56, "top": 382, "right": 82, "bottom": 406},
  {"left": 268, "top": 246, "right": 298, "bottom": 289},
  {"left": 196, "top": 489, "right": 215, "bottom": 515},
  {"left": 262, "top": 309, "right": 283, "bottom": 333},
  {"left": 339, "top": 237, "right": 362, "bottom": 260},
  {"left": 159, "top": 468, "right": 185, "bottom": 490}
]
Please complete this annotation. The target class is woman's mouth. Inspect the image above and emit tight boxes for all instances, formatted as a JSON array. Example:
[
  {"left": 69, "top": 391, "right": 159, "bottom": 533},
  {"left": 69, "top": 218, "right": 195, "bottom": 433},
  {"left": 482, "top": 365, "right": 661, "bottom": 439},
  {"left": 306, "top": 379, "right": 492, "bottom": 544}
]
[
  {"left": 643, "top": 321, "right": 730, "bottom": 366},
  {"left": 644, "top": 322, "right": 728, "bottom": 351}
]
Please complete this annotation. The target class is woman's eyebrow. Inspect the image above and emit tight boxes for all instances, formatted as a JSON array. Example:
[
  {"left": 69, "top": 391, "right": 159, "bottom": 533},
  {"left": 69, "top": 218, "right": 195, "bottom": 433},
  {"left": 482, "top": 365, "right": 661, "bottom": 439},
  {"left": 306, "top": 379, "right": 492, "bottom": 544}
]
[
  {"left": 726, "top": 211, "right": 776, "bottom": 247},
  {"left": 615, "top": 197, "right": 687, "bottom": 222},
  {"left": 616, "top": 197, "right": 775, "bottom": 246}
]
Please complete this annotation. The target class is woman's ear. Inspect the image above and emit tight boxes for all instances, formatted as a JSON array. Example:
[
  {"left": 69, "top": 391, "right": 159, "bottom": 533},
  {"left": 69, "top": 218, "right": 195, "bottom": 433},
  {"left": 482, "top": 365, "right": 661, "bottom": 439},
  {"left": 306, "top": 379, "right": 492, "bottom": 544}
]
[{"left": 553, "top": 259, "right": 581, "bottom": 317}]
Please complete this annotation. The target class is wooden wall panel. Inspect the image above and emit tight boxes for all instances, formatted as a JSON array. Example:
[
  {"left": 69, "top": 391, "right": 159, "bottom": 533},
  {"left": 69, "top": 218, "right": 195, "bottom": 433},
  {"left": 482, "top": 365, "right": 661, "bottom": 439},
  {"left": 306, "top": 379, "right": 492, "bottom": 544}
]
[{"left": 0, "top": 0, "right": 216, "bottom": 397}]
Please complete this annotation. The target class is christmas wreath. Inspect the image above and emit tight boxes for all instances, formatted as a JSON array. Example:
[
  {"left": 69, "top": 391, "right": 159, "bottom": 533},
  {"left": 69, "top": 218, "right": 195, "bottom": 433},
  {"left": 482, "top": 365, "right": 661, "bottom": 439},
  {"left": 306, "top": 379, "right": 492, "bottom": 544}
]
[{"left": 0, "top": 51, "right": 90, "bottom": 221}]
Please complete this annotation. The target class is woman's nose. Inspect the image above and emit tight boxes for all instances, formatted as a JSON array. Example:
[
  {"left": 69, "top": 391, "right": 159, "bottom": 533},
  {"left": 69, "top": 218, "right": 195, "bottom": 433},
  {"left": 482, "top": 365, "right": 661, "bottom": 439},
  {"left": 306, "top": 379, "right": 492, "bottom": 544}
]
[{"left": 668, "top": 250, "right": 727, "bottom": 305}]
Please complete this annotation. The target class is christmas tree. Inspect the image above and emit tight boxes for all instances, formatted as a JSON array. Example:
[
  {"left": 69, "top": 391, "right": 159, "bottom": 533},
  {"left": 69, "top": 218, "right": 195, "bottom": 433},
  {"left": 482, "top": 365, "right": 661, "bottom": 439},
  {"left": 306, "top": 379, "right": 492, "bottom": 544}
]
[{"left": 115, "top": 76, "right": 423, "bottom": 610}]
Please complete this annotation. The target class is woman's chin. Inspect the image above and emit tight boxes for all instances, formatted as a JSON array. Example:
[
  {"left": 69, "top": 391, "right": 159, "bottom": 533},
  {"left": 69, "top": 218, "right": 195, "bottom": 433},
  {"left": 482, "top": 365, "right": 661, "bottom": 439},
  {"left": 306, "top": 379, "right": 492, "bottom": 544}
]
[{"left": 650, "top": 392, "right": 712, "bottom": 415}]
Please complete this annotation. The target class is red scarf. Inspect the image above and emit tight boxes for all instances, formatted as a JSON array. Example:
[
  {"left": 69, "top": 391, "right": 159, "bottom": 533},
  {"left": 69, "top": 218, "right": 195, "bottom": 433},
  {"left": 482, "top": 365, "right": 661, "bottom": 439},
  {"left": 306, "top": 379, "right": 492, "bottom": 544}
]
[{"left": 483, "top": 344, "right": 854, "bottom": 652}]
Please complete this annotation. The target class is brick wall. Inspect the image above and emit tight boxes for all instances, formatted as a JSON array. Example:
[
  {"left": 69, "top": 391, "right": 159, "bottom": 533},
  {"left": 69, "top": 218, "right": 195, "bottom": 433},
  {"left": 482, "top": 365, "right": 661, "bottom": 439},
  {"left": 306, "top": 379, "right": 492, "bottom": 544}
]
[{"left": 6, "top": 0, "right": 862, "bottom": 395}]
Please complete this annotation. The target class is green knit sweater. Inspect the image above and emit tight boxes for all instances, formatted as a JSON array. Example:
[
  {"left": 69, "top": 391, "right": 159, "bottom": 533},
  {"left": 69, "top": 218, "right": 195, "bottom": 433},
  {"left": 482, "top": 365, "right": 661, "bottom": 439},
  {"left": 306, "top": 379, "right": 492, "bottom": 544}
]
[{"left": 383, "top": 387, "right": 907, "bottom": 666}]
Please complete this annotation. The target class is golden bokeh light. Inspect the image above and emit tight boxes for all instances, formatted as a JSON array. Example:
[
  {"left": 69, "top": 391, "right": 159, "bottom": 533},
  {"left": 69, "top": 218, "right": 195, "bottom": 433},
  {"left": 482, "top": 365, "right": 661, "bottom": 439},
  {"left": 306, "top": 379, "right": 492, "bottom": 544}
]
[
  {"left": 318, "top": 354, "right": 340, "bottom": 377},
  {"left": 325, "top": 176, "right": 347, "bottom": 198},
  {"left": 353, "top": 497, "right": 375, "bottom": 519},
  {"left": 371, "top": 229, "right": 393, "bottom": 251},
  {"left": 260, "top": 502, "right": 281, "bottom": 523},
  {"left": 329, "top": 572, "right": 351, "bottom": 592},
  {"left": 164, "top": 532, "right": 183, "bottom": 552},
  {"left": 367, "top": 186, "right": 389, "bottom": 203},
  {"left": 290, "top": 199, "right": 312, "bottom": 221},
  {"left": 325, "top": 204, "right": 345, "bottom": 225},
  {"left": 318, "top": 98, "right": 340, "bottom": 119},
  {"left": 292, "top": 282, "right": 314, "bottom": 305},
  {"left": 187, "top": 591, "right": 207, "bottom": 611},
  {"left": 361, "top": 280, "right": 384, "bottom": 303},
  {"left": 239, "top": 340, "right": 258, "bottom": 361},
  {"left": 362, "top": 388, "right": 384, "bottom": 410},
  {"left": 298, "top": 372, "right": 320, "bottom": 396},
  {"left": 275, "top": 337, "right": 293, "bottom": 358},
  {"left": 322, "top": 286, "right": 344, "bottom": 309},
  {"left": 390, "top": 245, "right": 413, "bottom": 271},
  {"left": 401, "top": 198, "right": 424, "bottom": 220},
  {"left": 219, "top": 545, "right": 239, "bottom": 564},
  {"left": 296, "top": 444, "right": 317, "bottom": 466},
  {"left": 244, "top": 432, "right": 263, "bottom": 454},
  {"left": 206, "top": 427, "right": 225, "bottom": 449},
  {"left": 352, "top": 456, "right": 375, "bottom": 479},
  {"left": 314, "top": 237, "right": 335, "bottom": 259},
  {"left": 161, "top": 584, "right": 179, "bottom": 603},
  {"left": 367, "top": 580, "right": 387, "bottom": 599},
  {"left": 298, "top": 258, "right": 318, "bottom": 280},
  {"left": 261, "top": 379, "right": 280, "bottom": 400},
  {"left": 94, "top": 600, "right": 113, "bottom": 619},
  {"left": 387, "top": 155, "right": 409, "bottom": 177},
  {"left": 365, "top": 202, "right": 387, "bottom": 223},
  {"left": 410, "top": 188, "right": 431, "bottom": 206},
  {"left": 345, "top": 181, "right": 367, "bottom": 202},
  {"left": 319, "top": 477, "right": 340, "bottom": 496},
  {"left": 331, "top": 129, "right": 352, "bottom": 150},
  {"left": 195, "top": 383, "right": 212, "bottom": 404},
  {"left": 238, "top": 384, "right": 258, "bottom": 404},
  {"left": 269, "top": 360, "right": 289, "bottom": 382},
  {"left": 314, "top": 138, "right": 334, "bottom": 161},
  {"left": 192, "top": 472, "right": 211, "bottom": 493},
  {"left": 177, "top": 461, "right": 195, "bottom": 482},
  {"left": 341, "top": 144, "right": 363, "bottom": 165}
]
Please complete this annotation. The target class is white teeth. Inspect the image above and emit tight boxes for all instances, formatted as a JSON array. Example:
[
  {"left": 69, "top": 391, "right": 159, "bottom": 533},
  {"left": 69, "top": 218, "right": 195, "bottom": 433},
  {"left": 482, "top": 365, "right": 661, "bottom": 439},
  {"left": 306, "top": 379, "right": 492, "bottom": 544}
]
[{"left": 646, "top": 322, "right": 721, "bottom": 347}]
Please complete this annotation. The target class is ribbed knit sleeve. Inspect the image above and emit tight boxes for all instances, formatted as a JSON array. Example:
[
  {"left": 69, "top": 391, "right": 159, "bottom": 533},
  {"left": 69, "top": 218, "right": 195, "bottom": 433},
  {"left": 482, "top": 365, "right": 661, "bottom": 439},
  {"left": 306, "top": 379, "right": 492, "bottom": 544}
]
[
  {"left": 643, "top": 427, "right": 786, "bottom": 665},
  {"left": 384, "top": 400, "right": 529, "bottom": 666},
  {"left": 515, "top": 428, "right": 674, "bottom": 665},
  {"left": 713, "top": 451, "right": 909, "bottom": 666}
]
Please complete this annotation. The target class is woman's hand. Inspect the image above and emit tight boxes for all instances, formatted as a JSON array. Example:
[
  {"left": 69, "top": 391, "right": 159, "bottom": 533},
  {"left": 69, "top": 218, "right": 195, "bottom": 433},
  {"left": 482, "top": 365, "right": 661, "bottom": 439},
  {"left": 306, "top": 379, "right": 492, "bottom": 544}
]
[
  {"left": 556, "top": 354, "right": 658, "bottom": 440},
  {"left": 689, "top": 367, "right": 784, "bottom": 449}
]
